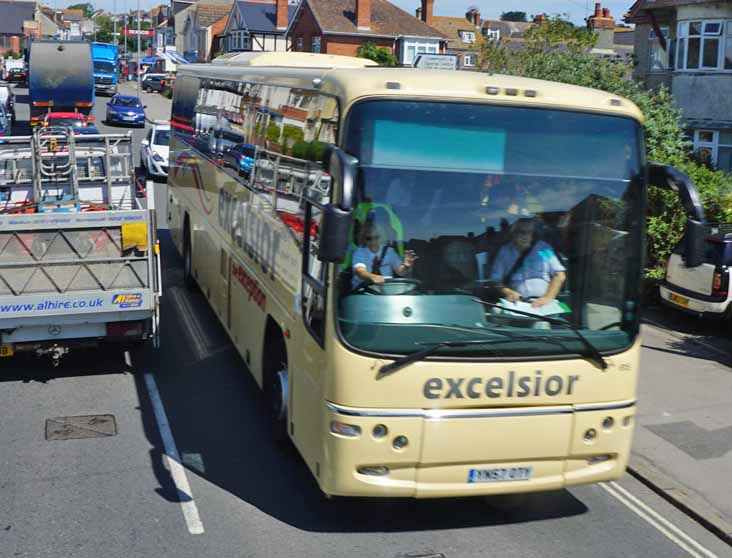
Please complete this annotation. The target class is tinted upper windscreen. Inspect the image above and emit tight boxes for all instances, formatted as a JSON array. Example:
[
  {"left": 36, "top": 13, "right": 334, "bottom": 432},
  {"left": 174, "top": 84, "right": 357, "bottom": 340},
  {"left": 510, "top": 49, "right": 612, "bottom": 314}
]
[{"left": 347, "top": 101, "right": 641, "bottom": 180}]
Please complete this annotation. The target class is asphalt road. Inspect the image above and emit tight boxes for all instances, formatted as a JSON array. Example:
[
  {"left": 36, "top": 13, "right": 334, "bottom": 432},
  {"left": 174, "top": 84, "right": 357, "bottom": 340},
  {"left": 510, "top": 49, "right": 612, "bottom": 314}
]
[{"left": 1, "top": 82, "right": 731, "bottom": 558}]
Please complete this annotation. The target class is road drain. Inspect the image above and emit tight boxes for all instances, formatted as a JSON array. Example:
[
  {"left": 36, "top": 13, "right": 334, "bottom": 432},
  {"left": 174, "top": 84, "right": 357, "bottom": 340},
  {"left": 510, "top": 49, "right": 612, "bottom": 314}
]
[
  {"left": 45, "top": 415, "right": 117, "bottom": 441},
  {"left": 396, "top": 553, "right": 445, "bottom": 558}
]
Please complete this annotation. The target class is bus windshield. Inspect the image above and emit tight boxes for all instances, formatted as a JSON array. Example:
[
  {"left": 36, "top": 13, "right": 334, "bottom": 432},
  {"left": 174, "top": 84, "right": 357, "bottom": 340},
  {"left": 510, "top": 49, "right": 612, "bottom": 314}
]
[{"left": 337, "top": 100, "right": 644, "bottom": 359}]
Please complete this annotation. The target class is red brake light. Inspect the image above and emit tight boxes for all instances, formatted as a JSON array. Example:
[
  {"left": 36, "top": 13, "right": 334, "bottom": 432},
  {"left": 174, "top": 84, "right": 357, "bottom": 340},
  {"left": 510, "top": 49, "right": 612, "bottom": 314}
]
[{"left": 712, "top": 270, "right": 728, "bottom": 297}]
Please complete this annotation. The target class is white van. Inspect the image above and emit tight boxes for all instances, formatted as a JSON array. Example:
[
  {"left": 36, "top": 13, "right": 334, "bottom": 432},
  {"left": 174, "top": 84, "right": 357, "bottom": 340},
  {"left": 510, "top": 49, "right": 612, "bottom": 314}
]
[{"left": 660, "top": 225, "right": 732, "bottom": 319}]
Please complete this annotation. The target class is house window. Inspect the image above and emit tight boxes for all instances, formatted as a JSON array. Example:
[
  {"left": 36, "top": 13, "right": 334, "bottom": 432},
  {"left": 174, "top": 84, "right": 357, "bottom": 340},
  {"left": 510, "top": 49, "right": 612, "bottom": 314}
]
[
  {"left": 649, "top": 26, "right": 669, "bottom": 71},
  {"left": 463, "top": 53, "right": 476, "bottom": 67},
  {"left": 694, "top": 129, "right": 732, "bottom": 172},
  {"left": 459, "top": 31, "right": 476, "bottom": 44},
  {"left": 402, "top": 39, "right": 440, "bottom": 65},
  {"left": 483, "top": 28, "right": 500, "bottom": 41},
  {"left": 229, "top": 30, "right": 249, "bottom": 51},
  {"left": 676, "top": 20, "right": 732, "bottom": 71},
  {"left": 295, "top": 36, "right": 303, "bottom": 51},
  {"left": 312, "top": 36, "right": 321, "bottom": 53}
]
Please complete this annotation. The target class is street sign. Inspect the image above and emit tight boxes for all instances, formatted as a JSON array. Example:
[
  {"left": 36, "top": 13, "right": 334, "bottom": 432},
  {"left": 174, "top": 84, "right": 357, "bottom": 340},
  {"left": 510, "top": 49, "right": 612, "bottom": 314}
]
[
  {"left": 123, "top": 29, "right": 153, "bottom": 37},
  {"left": 413, "top": 54, "right": 459, "bottom": 70}
]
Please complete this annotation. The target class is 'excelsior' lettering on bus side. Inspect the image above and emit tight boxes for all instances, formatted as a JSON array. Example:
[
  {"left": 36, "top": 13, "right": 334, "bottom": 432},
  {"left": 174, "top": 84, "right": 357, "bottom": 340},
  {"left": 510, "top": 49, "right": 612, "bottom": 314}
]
[{"left": 423, "top": 371, "right": 580, "bottom": 399}]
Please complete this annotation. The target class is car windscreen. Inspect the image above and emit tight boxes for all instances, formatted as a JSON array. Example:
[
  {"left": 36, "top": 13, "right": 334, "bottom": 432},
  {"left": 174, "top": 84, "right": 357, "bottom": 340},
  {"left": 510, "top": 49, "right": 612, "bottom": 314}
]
[
  {"left": 153, "top": 129, "right": 170, "bottom": 146},
  {"left": 113, "top": 98, "right": 141, "bottom": 107}
]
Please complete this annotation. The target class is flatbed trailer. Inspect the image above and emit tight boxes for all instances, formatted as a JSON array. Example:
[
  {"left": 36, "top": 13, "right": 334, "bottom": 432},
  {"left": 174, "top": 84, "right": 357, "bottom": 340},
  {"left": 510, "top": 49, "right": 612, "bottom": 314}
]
[{"left": 0, "top": 128, "right": 161, "bottom": 364}]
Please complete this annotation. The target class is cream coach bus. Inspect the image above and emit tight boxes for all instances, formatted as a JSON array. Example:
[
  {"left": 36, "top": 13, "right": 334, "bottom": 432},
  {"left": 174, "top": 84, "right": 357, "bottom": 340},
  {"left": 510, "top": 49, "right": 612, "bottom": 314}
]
[{"left": 167, "top": 52, "right": 706, "bottom": 498}]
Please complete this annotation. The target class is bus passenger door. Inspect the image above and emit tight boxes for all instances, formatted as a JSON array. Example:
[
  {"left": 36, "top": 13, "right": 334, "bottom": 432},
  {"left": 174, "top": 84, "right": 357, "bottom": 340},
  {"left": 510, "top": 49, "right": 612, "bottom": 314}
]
[{"left": 290, "top": 186, "right": 329, "bottom": 472}]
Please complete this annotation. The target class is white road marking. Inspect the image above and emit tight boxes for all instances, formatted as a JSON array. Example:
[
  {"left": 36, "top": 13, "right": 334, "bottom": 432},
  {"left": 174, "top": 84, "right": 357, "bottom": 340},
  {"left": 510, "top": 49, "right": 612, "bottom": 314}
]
[
  {"left": 144, "top": 372, "right": 205, "bottom": 535},
  {"left": 601, "top": 481, "right": 717, "bottom": 558}
]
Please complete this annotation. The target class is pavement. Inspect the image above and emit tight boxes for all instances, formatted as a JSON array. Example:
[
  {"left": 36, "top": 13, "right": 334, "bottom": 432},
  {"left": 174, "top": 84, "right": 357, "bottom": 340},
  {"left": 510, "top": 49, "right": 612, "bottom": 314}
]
[
  {"left": 632, "top": 308, "right": 732, "bottom": 543},
  {"left": 1, "top": 80, "right": 732, "bottom": 557}
]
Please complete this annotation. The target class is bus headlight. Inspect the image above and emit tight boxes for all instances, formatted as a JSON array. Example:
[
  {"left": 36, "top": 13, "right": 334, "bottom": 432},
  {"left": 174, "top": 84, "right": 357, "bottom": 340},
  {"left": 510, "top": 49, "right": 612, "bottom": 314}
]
[{"left": 330, "top": 421, "right": 361, "bottom": 438}]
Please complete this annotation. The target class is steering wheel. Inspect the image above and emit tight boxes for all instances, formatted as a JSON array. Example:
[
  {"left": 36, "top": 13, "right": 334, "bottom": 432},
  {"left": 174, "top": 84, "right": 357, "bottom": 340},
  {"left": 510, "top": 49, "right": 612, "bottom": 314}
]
[{"left": 352, "top": 277, "right": 422, "bottom": 296}]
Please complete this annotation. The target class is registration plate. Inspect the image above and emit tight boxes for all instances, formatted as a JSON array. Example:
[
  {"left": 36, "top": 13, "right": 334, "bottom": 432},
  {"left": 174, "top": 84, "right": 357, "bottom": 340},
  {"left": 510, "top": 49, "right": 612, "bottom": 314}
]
[
  {"left": 468, "top": 466, "right": 533, "bottom": 483},
  {"left": 670, "top": 293, "right": 689, "bottom": 307},
  {"left": 0, "top": 344, "right": 14, "bottom": 357}
]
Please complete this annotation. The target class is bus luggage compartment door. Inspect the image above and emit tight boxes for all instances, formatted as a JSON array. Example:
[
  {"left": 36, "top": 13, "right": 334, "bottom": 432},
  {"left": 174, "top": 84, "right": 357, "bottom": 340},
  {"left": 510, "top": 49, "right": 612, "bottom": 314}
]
[{"left": 414, "top": 409, "right": 573, "bottom": 496}]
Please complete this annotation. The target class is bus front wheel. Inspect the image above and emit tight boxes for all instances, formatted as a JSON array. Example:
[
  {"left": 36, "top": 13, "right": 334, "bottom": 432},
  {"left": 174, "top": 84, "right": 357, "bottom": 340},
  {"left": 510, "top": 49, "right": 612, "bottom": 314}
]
[{"left": 264, "top": 329, "right": 289, "bottom": 445}]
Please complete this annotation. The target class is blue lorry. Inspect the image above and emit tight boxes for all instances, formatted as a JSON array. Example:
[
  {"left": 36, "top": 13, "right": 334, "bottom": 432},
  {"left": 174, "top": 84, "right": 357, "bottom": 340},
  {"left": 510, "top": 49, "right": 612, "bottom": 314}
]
[
  {"left": 28, "top": 40, "right": 95, "bottom": 125},
  {"left": 92, "top": 42, "right": 119, "bottom": 96}
]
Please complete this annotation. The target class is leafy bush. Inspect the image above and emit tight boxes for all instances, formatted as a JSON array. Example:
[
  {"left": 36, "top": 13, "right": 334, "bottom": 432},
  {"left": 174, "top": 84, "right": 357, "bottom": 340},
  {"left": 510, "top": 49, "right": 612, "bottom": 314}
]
[
  {"left": 356, "top": 42, "right": 398, "bottom": 67},
  {"left": 480, "top": 18, "right": 732, "bottom": 276}
]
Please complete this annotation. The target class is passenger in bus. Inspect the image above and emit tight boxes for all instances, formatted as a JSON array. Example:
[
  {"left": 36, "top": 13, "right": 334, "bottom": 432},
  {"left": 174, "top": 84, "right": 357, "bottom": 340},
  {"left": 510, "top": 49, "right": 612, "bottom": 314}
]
[
  {"left": 490, "top": 218, "right": 566, "bottom": 308},
  {"left": 352, "top": 222, "right": 417, "bottom": 288}
]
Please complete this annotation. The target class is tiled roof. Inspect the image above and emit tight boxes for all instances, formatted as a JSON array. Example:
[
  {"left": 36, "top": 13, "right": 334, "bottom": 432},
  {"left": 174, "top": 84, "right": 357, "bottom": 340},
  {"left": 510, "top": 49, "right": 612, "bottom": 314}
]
[
  {"left": 431, "top": 16, "right": 482, "bottom": 50},
  {"left": 481, "top": 19, "right": 533, "bottom": 38},
  {"left": 0, "top": 0, "right": 35, "bottom": 35},
  {"left": 211, "top": 14, "right": 229, "bottom": 36},
  {"left": 197, "top": 3, "right": 233, "bottom": 28},
  {"left": 306, "top": 0, "right": 446, "bottom": 39},
  {"left": 235, "top": 1, "right": 296, "bottom": 32}
]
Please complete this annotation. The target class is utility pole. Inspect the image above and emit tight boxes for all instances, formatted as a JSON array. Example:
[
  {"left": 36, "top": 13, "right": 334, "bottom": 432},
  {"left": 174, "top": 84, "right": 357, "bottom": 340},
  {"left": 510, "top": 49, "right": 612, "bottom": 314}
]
[
  {"left": 136, "top": 0, "right": 141, "bottom": 98},
  {"left": 113, "top": 0, "right": 117, "bottom": 48}
]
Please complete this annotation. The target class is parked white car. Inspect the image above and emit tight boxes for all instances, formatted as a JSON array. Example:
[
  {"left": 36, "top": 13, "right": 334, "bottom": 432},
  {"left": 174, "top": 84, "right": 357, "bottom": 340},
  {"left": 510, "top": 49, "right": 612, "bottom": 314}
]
[
  {"left": 140, "top": 122, "right": 169, "bottom": 179},
  {"left": 660, "top": 225, "right": 732, "bottom": 319}
]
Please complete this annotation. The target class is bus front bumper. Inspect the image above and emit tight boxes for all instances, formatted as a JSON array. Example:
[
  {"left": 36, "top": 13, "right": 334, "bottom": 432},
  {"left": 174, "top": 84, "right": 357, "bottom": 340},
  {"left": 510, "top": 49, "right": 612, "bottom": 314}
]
[{"left": 321, "top": 401, "right": 635, "bottom": 498}]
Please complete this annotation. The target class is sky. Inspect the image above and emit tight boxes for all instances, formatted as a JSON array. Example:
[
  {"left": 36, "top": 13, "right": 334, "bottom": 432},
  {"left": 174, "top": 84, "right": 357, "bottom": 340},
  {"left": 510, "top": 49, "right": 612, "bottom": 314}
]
[
  {"left": 47, "top": 0, "right": 634, "bottom": 26},
  {"left": 390, "top": 0, "right": 633, "bottom": 25}
]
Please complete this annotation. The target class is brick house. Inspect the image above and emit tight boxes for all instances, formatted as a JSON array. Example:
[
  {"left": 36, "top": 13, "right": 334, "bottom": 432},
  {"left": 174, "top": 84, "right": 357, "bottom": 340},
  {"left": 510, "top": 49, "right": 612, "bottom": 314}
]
[
  {"left": 0, "top": 0, "right": 35, "bottom": 55},
  {"left": 430, "top": 7, "right": 484, "bottom": 70},
  {"left": 180, "top": 2, "right": 233, "bottom": 60},
  {"left": 209, "top": 14, "right": 230, "bottom": 59},
  {"left": 286, "top": 0, "right": 446, "bottom": 66},
  {"left": 626, "top": 0, "right": 732, "bottom": 172},
  {"left": 222, "top": 0, "right": 297, "bottom": 54}
]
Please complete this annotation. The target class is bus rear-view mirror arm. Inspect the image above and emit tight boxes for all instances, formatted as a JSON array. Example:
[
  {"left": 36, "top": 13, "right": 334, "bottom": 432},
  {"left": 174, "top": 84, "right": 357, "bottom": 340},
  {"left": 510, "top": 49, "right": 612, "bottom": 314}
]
[
  {"left": 318, "top": 146, "right": 357, "bottom": 263},
  {"left": 648, "top": 162, "right": 705, "bottom": 268}
]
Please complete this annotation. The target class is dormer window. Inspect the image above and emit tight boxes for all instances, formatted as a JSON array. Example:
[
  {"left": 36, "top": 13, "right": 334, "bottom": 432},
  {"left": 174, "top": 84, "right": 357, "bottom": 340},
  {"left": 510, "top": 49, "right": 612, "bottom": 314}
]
[
  {"left": 483, "top": 29, "right": 500, "bottom": 41},
  {"left": 459, "top": 31, "right": 476, "bottom": 44}
]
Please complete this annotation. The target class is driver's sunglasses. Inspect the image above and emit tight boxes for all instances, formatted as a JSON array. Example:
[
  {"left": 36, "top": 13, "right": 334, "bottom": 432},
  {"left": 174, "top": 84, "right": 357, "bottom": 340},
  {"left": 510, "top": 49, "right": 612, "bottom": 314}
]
[{"left": 366, "top": 235, "right": 380, "bottom": 240}]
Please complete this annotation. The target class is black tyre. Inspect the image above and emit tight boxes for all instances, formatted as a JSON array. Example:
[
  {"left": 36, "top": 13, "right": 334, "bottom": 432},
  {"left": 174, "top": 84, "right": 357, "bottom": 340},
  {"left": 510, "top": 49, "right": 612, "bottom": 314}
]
[
  {"left": 263, "top": 333, "right": 289, "bottom": 444},
  {"left": 183, "top": 219, "right": 196, "bottom": 290}
]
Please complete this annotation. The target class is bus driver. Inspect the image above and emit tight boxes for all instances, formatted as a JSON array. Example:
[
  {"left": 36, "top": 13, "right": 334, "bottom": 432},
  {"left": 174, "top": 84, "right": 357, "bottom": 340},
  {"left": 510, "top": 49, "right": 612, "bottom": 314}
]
[{"left": 352, "top": 222, "right": 417, "bottom": 288}]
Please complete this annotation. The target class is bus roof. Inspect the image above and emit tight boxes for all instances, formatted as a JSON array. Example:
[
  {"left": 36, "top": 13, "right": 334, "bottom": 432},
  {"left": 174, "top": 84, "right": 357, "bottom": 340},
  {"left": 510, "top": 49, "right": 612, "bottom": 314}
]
[{"left": 184, "top": 52, "right": 643, "bottom": 122}]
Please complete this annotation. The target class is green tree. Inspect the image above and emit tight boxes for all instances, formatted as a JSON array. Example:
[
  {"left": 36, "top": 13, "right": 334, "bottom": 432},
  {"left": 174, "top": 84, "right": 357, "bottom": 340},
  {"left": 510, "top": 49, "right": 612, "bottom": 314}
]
[
  {"left": 500, "top": 11, "right": 528, "bottom": 22},
  {"left": 94, "top": 15, "right": 115, "bottom": 44},
  {"left": 356, "top": 42, "right": 398, "bottom": 67},
  {"left": 480, "top": 17, "right": 732, "bottom": 276},
  {"left": 67, "top": 3, "right": 94, "bottom": 17},
  {"left": 266, "top": 121, "right": 281, "bottom": 144}
]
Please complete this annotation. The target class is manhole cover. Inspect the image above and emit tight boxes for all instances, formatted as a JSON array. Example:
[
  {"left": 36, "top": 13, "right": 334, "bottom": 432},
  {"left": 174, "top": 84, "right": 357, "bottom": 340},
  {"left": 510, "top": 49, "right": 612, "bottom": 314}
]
[{"left": 45, "top": 415, "right": 117, "bottom": 441}]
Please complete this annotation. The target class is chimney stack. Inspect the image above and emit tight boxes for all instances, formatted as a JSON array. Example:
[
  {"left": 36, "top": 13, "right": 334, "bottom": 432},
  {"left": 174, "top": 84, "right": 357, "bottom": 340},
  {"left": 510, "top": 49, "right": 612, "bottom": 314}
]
[
  {"left": 466, "top": 8, "right": 480, "bottom": 27},
  {"left": 276, "top": 0, "right": 288, "bottom": 30},
  {"left": 587, "top": 3, "right": 615, "bottom": 49},
  {"left": 416, "top": 6, "right": 422, "bottom": 19},
  {"left": 356, "top": 0, "right": 371, "bottom": 30},
  {"left": 420, "top": 0, "right": 434, "bottom": 26}
]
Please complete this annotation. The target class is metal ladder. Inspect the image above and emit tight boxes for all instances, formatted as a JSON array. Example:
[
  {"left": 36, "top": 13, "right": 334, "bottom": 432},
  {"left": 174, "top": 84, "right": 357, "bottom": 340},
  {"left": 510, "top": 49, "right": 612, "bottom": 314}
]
[{"left": 31, "top": 127, "right": 81, "bottom": 211}]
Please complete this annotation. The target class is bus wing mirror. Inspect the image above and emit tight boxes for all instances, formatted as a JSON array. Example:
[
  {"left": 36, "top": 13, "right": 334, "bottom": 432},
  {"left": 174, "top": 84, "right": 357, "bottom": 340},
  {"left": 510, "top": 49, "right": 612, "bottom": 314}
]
[
  {"left": 649, "top": 162, "right": 706, "bottom": 268},
  {"left": 323, "top": 145, "right": 358, "bottom": 210},
  {"left": 318, "top": 204, "right": 353, "bottom": 263},
  {"left": 682, "top": 219, "right": 706, "bottom": 269},
  {"left": 649, "top": 162, "right": 705, "bottom": 222}
]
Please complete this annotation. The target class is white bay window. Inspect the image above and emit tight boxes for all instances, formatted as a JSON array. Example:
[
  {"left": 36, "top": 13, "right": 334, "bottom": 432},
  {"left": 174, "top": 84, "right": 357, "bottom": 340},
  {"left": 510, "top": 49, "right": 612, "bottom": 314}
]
[
  {"left": 694, "top": 129, "right": 732, "bottom": 172},
  {"left": 676, "top": 20, "right": 732, "bottom": 71}
]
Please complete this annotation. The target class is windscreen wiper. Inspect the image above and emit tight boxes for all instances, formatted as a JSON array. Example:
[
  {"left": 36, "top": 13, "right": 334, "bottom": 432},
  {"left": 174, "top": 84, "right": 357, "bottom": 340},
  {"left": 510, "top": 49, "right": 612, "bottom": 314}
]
[
  {"left": 474, "top": 300, "right": 608, "bottom": 370},
  {"left": 378, "top": 339, "right": 501, "bottom": 377},
  {"left": 377, "top": 335, "right": 575, "bottom": 377}
]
